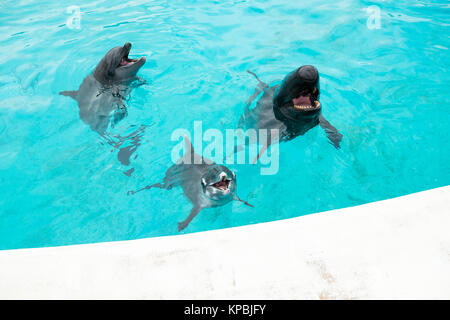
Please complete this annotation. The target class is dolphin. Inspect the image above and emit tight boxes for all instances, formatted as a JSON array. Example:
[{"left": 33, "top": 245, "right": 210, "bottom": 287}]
[
  {"left": 59, "top": 42, "right": 147, "bottom": 174},
  {"left": 238, "top": 66, "right": 343, "bottom": 162},
  {"left": 59, "top": 42, "right": 146, "bottom": 134},
  {"left": 128, "top": 136, "right": 253, "bottom": 232}
]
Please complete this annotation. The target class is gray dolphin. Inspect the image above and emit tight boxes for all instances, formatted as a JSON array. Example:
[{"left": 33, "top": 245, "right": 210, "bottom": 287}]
[
  {"left": 59, "top": 42, "right": 146, "bottom": 134},
  {"left": 238, "top": 67, "right": 343, "bottom": 162},
  {"left": 128, "top": 136, "right": 253, "bottom": 232}
]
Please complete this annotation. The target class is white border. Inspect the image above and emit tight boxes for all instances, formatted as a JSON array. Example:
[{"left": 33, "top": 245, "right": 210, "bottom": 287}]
[{"left": 0, "top": 186, "right": 449, "bottom": 299}]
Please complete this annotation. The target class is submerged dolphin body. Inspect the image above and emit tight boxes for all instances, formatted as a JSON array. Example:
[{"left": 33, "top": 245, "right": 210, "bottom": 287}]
[
  {"left": 238, "top": 67, "right": 343, "bottom": 162},
  {"left": 128, "top": 136, "right": 253, "bottom": 232},
  {"left": 59, "top": 42, "right": 146, "bottom": 134}
]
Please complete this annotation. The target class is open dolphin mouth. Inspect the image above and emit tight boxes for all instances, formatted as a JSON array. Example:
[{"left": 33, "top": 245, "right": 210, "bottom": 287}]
[
  {"left": 119, "top": 43, "right": 142, "bottom": 67},
  {"left": 292, "top": 92, "right": 321, "bottom": 111},
  {"left": 120, "top": 57, "right": 138, "bottom": 66},
  {"left": 211, "top": 175, "right": 231, "bottom": 191},
  {"left": 120, "top": 53, "right": 139, "bottom": 66}
]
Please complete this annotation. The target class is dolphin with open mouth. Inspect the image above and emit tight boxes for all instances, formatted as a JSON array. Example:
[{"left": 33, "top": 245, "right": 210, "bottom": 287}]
[
  {"left": 238, "top": 66, "right": 343, "bottom": 162},
  {"left": 59, "top": 42, "right": 146, "bottom": 134},
  {"left": 128, "top": 136, "right": 253, "bottom": 232}
]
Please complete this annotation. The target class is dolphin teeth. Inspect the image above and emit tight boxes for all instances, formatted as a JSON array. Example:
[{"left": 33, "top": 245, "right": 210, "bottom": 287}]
[
  {"left": 294, "top": 104, "right": 312, "bottom": 110},
  {"left": 293, "top": 100, "right": 321, "bottom": 110},
  {"left": 211, "top": 177, "right": 231, "bottom": 191}
]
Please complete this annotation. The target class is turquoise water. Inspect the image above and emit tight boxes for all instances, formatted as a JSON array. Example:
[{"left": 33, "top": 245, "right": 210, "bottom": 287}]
[{"left": 0, "top": 0, "right": 449, "bottom": 250}]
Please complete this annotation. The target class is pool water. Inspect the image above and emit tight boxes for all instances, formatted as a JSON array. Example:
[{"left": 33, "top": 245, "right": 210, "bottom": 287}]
[{"left": 0, "top": 0, "right": 449, "bottom": 250}]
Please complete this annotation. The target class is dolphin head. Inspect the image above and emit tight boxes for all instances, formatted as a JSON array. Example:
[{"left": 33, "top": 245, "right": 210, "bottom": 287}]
[
  {"left": 201, "top": 164, "right": 236, "bottom": 203},
  {"left": 93, "top": 42, "right": 146, "bottom": 84},
  {"left": 274, "top": 65, "right": 321, "bottom": 114}
]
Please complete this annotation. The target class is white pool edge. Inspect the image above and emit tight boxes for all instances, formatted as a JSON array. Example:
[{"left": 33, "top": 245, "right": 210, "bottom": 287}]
[{"left": 0, "top": 186, "right": 449, "bottom": 299}]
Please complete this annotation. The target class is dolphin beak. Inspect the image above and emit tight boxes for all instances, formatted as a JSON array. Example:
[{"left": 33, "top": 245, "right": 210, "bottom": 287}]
[{"left": 123, "top": 42, "right": 131, "bottom": 52}]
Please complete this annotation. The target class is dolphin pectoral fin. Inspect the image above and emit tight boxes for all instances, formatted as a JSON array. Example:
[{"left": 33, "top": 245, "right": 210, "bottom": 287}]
[
  {"left": 253, "top": 144, "right": 267, "bottom": 164},
  {"left": 223, "top": 144, "right": 246, "bottom": 163},
  {"left": 127, "top": 182, "right": 164, "bottom": 196},
  {"left": 319, "top": 115, "right": 343, "bottom": 149},
  {"left": 59, "top": 90, "right": 78, "bottom": 100},
  {"left": 253, "top": 136, "right": 273, "bottom": 164},
  {"left": 241, "top": 70, "right": 268, "bottom": 125},
  {"left": 178, "top": 206, "right": 202, "bottom": 232},
  {"left": 233, "top": 195, "right": 254, "bottom": 208},
  {"left": 247, "top": 70, "right": 269, "bottom": 89}
]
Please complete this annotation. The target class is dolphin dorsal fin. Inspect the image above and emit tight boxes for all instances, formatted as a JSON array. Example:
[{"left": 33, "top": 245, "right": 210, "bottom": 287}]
[
  {"left": 183, "top": 135, "right": 195, "bottom": 154},
  {"left": 59, "top": 90, "right": 78, "bottom": 100},
  {"left": 183, "top": 135, "right": 202, "bottom": 164}
]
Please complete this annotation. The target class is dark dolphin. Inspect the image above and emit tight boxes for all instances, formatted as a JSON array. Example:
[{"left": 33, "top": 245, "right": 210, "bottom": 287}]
[
  {"left": 128, "top": 136, "right": 253, "bottom": 232},
  {"left": 238, "top": 66, "right": 342, "bottom": 162}
]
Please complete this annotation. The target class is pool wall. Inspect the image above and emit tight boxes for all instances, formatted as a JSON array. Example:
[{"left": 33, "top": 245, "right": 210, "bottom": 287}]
[{"left": 0, "top": 186, "right": 449, "bottom": 299}]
